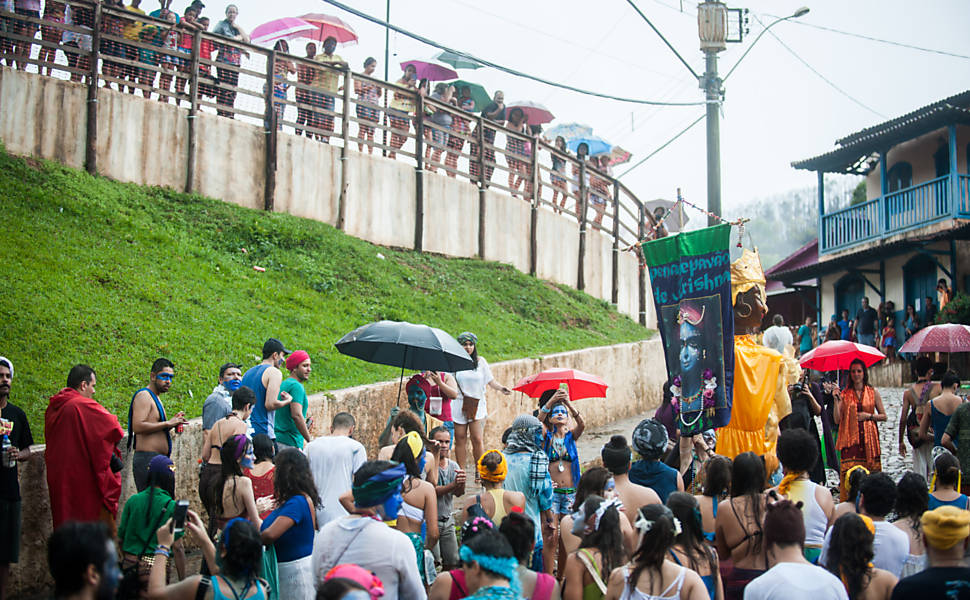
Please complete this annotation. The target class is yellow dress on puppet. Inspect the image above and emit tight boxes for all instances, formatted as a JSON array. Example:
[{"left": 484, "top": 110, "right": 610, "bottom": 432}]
[{"left": 717, "top": 249, "right": 794, "bottom": 459}]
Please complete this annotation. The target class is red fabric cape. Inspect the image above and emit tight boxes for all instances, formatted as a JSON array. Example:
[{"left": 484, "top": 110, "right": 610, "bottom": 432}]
[{"left": 44, "top": 387, "right": 124, "bottom": 528}]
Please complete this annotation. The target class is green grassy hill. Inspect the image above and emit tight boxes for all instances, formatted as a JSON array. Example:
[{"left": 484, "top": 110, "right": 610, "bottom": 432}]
[{"left": 0, "top": 148, "right": 650, "bottom": 441}]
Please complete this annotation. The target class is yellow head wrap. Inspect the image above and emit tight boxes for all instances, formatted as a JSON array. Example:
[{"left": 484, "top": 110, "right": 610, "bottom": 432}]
[
  {"left": 477, "top": 450, "right": 508, "bottom": 483},
  {"left": 730, "top": 248, "right": 767, "bottom": 307},
  {"left": 843, "top": 465, "right": 869, "bottom": 490},
  {"left": 858, "top": 514, "right": 876, "bottom": 535},
  {"left": 922, "top": 506, "right": 970, "bottom": 550},
  {"left": 404, "top": 431, "right": 425, "bottom": 460}
]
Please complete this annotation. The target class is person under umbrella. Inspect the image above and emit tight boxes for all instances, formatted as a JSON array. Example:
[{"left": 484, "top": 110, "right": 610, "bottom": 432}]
[{"left": 834, "top": 359, "right": 887, "bottom": 501}]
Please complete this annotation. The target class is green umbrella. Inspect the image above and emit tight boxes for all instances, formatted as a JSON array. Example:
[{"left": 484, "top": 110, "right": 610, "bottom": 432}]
[
  {"left": 433, "top": 50, "right": 484, "bottom": 70},
  {"left": 451, "top": 80, "right": 491, "bottom": 112}
]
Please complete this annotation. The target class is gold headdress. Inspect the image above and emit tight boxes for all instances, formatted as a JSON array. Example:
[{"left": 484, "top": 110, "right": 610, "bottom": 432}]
[{"left": 730, "top": 248, "right": 767, "bottom": 307}]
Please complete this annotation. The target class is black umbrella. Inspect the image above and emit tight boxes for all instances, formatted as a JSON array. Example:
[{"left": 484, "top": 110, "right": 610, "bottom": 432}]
[{"left": 335, "top": 320, "right": 476, "bottom": 405}]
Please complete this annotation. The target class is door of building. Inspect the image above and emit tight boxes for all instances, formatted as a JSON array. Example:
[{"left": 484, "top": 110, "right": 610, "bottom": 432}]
[
  {"left": 903, "top": 254, "right": 938, "bottom": 325},
  {"left": 835, "top": 274, "right": 865, "bottom": 321}
]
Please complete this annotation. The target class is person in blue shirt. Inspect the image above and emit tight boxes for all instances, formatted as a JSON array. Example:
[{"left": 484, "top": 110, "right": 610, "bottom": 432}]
[
  {"left": 260, "top": 448, "right": 319, "bottom": 600},
  {"left": 837, "top": 309, "right": 852, "bottom": 341}
]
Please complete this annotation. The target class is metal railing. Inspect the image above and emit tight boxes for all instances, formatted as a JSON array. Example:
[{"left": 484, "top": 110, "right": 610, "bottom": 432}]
[{"left": 0, "top": 0, "right": 658, "bottom": 323}]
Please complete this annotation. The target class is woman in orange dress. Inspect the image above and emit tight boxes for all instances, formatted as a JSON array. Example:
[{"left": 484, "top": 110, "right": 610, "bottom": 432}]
[{"left": 834, "top": 358, "right": 887, "bottom": 501}]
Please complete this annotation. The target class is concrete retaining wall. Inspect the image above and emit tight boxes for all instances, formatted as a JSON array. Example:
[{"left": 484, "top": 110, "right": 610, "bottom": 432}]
[
  {"left": 0, "top": 67, "right": 647, "bottom": 321},
  {"left": 9, "top": 338, "right": 662, "bottom": 596}
]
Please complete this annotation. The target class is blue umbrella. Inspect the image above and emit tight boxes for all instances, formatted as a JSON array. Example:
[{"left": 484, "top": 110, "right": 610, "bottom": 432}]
[
  {"left": 567, "top": 135, "right": 612, "bottom": 156},
  {"left": 544, "top": 122, "right": 593, "bottom": 142}
]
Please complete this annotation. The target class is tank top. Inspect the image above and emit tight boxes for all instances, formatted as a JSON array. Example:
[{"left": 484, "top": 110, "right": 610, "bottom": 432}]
[
  {"left": 786, "top": 479, "right": 828, "bottom": 546},
  {"left": 702, "top": 499, "right": 718, "bottom": 542},
  {"left": 489, "top": 489, "right": 508, "bottom": 522},
  {"left": 241, "top": 365, "right": 272, "bottom": 438},
  {"left": 578, "top": 549, "right": 606, "bottom": 600},
  {"left": 931, "top": 401, "right": 954, "bottom": 447},
  {"left": 668, "top": 549, "right": 714, "bottom": 600},
  {"left": 620, "top": 566, "right": 686, "bottom": 600},
  {"left": 244, "top": 465, "right": 275, "bottom": 520},
  {"left": 928, "top": 493, "right": 970, "bottom": 510},
  {"left": 211, "top": 575, "right": 266, "bottom": 600}
]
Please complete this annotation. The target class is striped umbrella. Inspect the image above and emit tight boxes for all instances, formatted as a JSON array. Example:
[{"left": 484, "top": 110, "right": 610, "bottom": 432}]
[
  {"left": 297, "top": 13, "right": 359, "bottom": 44},
  {"left": 251, "top": 17, "right": 317, "bottom": 47}
]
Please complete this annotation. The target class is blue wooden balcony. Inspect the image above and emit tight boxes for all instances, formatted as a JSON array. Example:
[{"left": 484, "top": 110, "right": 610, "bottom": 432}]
[{"left": 820, "top": 173, "right": 970, "bottom": 254}]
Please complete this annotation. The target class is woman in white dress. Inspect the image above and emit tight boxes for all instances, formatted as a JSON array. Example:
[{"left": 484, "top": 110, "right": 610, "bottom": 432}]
[{"left": 453, "top": 331, "right": 511, "bottom": 470}]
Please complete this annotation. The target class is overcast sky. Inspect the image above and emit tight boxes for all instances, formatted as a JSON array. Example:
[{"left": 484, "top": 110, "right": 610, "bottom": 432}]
[{"left": 199, "top": 0, "right": 969, "bottom": 218}]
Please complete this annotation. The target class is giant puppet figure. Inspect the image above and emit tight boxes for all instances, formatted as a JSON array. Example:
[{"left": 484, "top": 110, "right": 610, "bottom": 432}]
[{"left": 717, "top": 248, "right": 797, "bottom": 461}]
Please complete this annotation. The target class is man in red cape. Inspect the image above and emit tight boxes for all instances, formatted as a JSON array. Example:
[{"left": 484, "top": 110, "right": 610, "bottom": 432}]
[{"left": 44, "top": 364, "right": 124, "bottom": 530}]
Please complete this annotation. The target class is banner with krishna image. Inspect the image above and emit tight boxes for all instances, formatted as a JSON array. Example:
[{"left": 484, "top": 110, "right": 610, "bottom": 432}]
[{"left": 640, "top": 224, "right": 734, "bottom": 435}]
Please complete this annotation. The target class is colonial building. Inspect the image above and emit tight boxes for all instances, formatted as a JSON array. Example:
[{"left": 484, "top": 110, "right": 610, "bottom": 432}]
[{"left": 769, "top": 90, "right": 970, "bottom": 340}]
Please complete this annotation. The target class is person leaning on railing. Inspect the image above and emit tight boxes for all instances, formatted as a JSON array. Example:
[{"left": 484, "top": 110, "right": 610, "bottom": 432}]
[
  {"left": 353, "top": 56, "right": 381, "bottom": 153},
  {"left": 212, "top": 3, "right": 248, "bottom": 118},
  {"left": 388, "top": 63, "right": 417, "bottom": 159},
  {"left": 426, "top": 82, "right": 454, "bottom": 172},
  {"left": 314, "top": 35, "right": 346, "bottom": 144}
]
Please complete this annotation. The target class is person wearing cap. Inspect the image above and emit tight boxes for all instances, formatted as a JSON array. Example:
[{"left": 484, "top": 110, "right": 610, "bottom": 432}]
[
  {"left": 201, "top": 362, "right": 243, "bottom": 461},
  {"left": 0, "top": 356, "right": 32, "bottom": 600},
  {"left": 45, "top": 364, "right": 125, "bottom": 531},
  {"left": 274, "top": 350, "right": 313, "bottom": 450},
  {"left": 503, "top": 414, "right": 555, "bottom": 572},
  {"left": 891, "top": 505, "right": 970, "bottom": 599},
  {"left": 744, "top": 500, "right": 847, "bottom": 600},
  {"left": 628, "top": 418, "right": 684, "bottom": 504},
  {"left": 241, "top": 338, "right": 293, "bottom": 448},
  {"left": 118, "top": 454, "right": 187, "bottom": 583},
  {"left": 453, "top": 331, "right": 512, "bottom": 471},
  {"left": 312, "top": 460, "right": 426, "bottom": 599},
  {"left": 128, "top": 357, "right": 188, "bottom": 491}
]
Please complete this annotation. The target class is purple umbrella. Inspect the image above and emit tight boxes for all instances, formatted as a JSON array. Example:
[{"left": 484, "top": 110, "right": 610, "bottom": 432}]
[{"left": 400, "top": 60, "right": 459, "bottom": 82}]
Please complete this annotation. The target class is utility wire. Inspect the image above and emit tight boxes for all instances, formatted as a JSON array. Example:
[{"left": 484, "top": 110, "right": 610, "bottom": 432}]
[
  {"left": 617, "top": 113, "right": 706, "bottom": 178},
  {"left": 752, "top": 14, "right": 886, "bottom": 119},
  {"left": 321, "top": 0, "right": 704, "bottom": 106},
  {"left": 764, "top": 14, "right": 970, "bottom": 61},
  {"left": 624, "top": 0, "right": 701, "bottom": 80}
]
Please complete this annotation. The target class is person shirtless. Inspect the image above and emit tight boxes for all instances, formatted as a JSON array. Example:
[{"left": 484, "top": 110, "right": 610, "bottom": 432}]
[
  {"left": 600, "top": 435, "right": 661, "bottom": 528},
  {"left": 128, "top": 358, "right": 187, "bottom": 491}
]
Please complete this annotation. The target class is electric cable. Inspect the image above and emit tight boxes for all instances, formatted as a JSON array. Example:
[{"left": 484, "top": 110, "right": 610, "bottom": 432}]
[
  {"left": 617, "top": 113, "right": 705, "bottom": 178},
  {"left": 321, "top": 0, "right": 704, "bottom": 106},
  {"left": 624, "top": 0, "right": 701, "bottom": 80}
]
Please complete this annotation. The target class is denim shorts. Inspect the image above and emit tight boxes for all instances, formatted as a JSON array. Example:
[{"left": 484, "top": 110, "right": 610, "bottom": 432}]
[{"left": 551, "top": 487, "right": 577, "bottom": 514}]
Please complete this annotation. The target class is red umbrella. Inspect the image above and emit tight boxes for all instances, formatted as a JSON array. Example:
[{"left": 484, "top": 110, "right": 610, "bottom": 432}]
[
  {"left": 798, "top": 340, "right": 885, "bottom": 372},
  {"left": 899, "top": 324, "right": 970, "bottom": 353},
  {"left": 297, "top": 13, "right": 359, "bottom": 44},
  {"left": 513, "top": 368, "right": 608, "bottom": 400}
]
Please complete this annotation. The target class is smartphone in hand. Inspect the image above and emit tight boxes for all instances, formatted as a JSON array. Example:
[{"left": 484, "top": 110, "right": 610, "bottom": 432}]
[{"left": 172, "top": 500, "right": 190, "bottom": 534}]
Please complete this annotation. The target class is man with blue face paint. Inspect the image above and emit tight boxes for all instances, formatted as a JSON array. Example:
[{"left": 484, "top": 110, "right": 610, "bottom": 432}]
[
  {"left": 48, "top": 521, "right": 121, "bottom": 600},
  {"left": 201, "top": 362, "right": 243, "bottom": 457},
  {"left": 128, "top": 357, "right": 187, "bottom": 491},
  {"left": 312, "top": 460, "right": 426, "bottom": 599}
]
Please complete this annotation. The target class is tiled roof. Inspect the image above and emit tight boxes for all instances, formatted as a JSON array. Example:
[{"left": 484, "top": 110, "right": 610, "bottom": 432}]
[{"left": 791, "top": 90, "right": 970, "bottom": 173}]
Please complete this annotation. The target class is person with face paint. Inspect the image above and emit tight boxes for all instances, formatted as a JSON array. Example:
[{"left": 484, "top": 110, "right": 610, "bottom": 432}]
[
  {"left": 118, "top": 455, "right": 186, "bottom": 588},
  {"left": 538, "top": 387, "right": 585, "bottom": 574},
  {"left": 390, "top": 431, "right": 440, "bottom": 588},
  {"left": 202, "top": 362, "right": 244, "bottom": 457},
  {"left": 562, "top": 495, "right": 626, "bottom": 600},
  {"left": 201, "top": 386, "right": 256, "bottom": 514},
  {"left": 210, "top": 434, "right": 262, "bottom": 533},
  {"left": 128, "top": 357, "right": 187, "bottom": 491},
  {"left": 241, "top": 338, "right": 293, "bottom": 449},
  {"left": 312, "top": 460, "right": 426, "bottom": 599},
  {"left": 148, "top": 511, "right": 271, "bottom": 600},
  {"left": 314, "top": 35, "right": 348, "bottom": 144},
  {"left": 48, "top": 521, "right": 121, "bottom": 600},
  {"left": 260, "top": 448, "right": 320, "bottom": 600}
]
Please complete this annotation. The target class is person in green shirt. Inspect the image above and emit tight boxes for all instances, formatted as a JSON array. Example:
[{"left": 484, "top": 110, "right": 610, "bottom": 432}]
[
  {"left": 274, "top": 350, "right": 313, "bottom": 449},
  {"left": 118, "top": 455, "right": 186, "bottom": 584},
  {"left": 797, "top": 317, "right": 815, "bottom": 357}
]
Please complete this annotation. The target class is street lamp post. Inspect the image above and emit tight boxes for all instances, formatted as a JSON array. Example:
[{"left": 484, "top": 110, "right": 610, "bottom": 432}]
[{"left": 697, "top": 3, "right": 809, "bottom": 226}]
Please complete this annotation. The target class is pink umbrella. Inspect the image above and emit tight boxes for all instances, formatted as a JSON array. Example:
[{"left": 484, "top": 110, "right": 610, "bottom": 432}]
[
  {"left": 251, "top": 17, "right": 317, "bottom": 47},
  {"left": 297, "top": 13, "right": 359, "bottom": 44},
  {"left": 400, "top": 60, "right": 458, "bottom": 82},
  {"left": 507, "top": 100, "right": 555, "bottom": 124},
  {"left": 798, "top": 340, "right": 885, "bottom": 372},
  {"left": 899, "top": 324, "right": 970, "bottom": 353}
]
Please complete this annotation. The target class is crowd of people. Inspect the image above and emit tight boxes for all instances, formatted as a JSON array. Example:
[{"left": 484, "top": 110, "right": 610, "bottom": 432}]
[
  {"left": 3, "top": 330, "right": 970, "bottom": 600},
  {"left": 0, "top": 0, "right": 621, "bottom": 221}
]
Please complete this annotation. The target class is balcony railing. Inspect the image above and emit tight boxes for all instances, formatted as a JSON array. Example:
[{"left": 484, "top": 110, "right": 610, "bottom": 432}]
[{"left": 820, "top": 174, "right": 970, "bottom": 254}]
